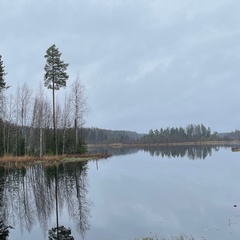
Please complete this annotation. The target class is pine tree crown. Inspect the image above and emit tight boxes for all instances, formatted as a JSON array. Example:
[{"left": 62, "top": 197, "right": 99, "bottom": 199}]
[{"left": 44, "top": 44, "right": 69, "bottom": 90}]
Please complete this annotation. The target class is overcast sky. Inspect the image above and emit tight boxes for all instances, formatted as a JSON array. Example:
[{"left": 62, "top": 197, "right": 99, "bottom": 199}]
[{"left": 1, "top": 0, "right": 240, "bottom": 133}]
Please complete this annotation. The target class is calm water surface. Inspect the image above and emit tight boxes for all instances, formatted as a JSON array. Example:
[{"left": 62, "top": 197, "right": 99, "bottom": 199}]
[{"left": 2, "top": 146, "right": 240, "bottom": 240}]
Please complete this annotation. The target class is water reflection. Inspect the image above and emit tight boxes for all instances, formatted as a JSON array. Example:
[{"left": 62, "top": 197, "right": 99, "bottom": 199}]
[
  {"left": 142, "top": 145, "right": 221, "bottom": 159},
  {"left": 48, "top": 225, "right": 74, "bottom": 239},
  {"left": 0, "top": 168, "right": 9, "bottom": 240},
  {"left": 0, "top": 220, "right": 10, "bottom": 239},
  {"left": 89, "top": 145, "right": 228, "bottom": 160},
  {"left": 88, "top": 146, "right": 139, "bottom": 156},
  {"left": 0, "top": 161, "right": 91, "bottom": 239}
]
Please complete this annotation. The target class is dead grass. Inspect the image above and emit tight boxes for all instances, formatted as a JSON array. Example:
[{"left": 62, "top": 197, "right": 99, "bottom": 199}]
[
  {"left": 0, "top": 152, "right": 111, "bottom": 164},
  {"left": 0, "top": 155, "right": 38, "bottom": 163}
]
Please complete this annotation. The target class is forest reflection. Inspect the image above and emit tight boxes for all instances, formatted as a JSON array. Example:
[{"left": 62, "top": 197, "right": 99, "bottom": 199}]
[
  {"left": 88, "top": 146, "right": 139, "bottom": 156},
  {"left": 0, "top": 161, "right": 91, "bottom": 239},
  {"left": 142, "top": 145, "right": 223, "bottom": 159},
  {"left": 89, "top": 145, "right": 227, "bottom": 160}
]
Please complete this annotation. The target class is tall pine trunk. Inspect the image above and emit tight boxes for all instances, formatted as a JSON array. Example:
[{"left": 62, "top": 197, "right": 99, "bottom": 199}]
[{"left": 52, "top": 82, "right": 57, "bottom": 155}]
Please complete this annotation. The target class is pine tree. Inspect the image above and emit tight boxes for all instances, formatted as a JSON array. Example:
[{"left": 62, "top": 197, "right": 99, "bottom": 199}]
[
  {"left": 44, "top": 44, "right": 69, "bottom": 154},
  {"left": 0, "top": 55, "right": 8, "bottom": 92}
]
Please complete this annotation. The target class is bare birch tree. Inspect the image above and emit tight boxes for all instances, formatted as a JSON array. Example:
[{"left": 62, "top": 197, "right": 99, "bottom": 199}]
[
  {"left": 31, "top": 85, "right": 45, "bottom": 157},
  {"left": 61, "top": 94, "right": 72, "bottom": 154},
  {"left": 19, "top": 83, "right": 32, "bottom": 155},
  {"left": 5, "top": 94, "right": 14, "bottom": 154},
  {"left": 70, "top": 76, "right": 89, "bottom": 153}
]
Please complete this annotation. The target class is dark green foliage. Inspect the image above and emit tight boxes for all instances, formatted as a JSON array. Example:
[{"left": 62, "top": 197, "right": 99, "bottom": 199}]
[
  {"left": 48, "top": 226, "right": 74, "bottom": 240},
  {"left": 0, "top": 121, "right": 88, "bottom": 156},
  {"left": 141, "top": 124, "right": 219, "bottom": 144},
  {"left": 17, "top": 136, "right": 25, "bottom": 156},
  {"left": 0, "top": 221, "right": 9, "bottom": 239},
  {"left": 0, "top": 55, "right": 8, "bottom": 92},
  {"left": 61, "top": 130, "right": 87, "bottom": 154},
  {"left": 76, "top": 140, "right": 87, "bottom": 154},
  {"left": 44, "top": 44, "right": 69, "bottom": 90}
]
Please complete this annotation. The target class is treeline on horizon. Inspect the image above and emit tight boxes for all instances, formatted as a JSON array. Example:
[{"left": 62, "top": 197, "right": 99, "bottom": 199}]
[
  {"left": 0, "top": 117, "right": 237, "bottom": 157},
  {"left": 85, "top": 125, "right": 211, "bottom": 144},
  {"left": 83, "top": 128, "right": 141, "bottom": 144},
  {"left": 140, "top": 124, "right": 219, "bottom": 144},
  {"left": 83, "top": 124, "right": 239, "bottom": 145}
]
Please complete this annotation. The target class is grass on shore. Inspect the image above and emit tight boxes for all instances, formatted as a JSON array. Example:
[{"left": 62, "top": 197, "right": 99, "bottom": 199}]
[{"left": 0, "top": 152, "right": 111, "bottom": 164}]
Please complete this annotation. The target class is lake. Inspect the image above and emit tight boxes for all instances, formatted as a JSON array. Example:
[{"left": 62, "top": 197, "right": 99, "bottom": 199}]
[{"left": 1, "top": 145, "right": 240, "bottom": 240}]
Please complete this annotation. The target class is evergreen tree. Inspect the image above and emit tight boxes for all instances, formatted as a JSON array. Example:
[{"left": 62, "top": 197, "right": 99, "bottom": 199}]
[
  {"left": 0, "top": 55, "right": 8, "bottom": 92},
  {"left": 44, "top": 44, "right": 69, "bottom": 154}
]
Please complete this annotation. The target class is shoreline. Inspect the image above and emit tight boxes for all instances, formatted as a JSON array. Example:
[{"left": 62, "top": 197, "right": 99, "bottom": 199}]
[
  {"left": 0, "top": 152, "right": 111, "bottom": 165},
  {"left": 0, "top": 140, "right": 238, "bottom": 165},
  {"left": 87, "top": 140, "right": 240, "bottom": 148}
]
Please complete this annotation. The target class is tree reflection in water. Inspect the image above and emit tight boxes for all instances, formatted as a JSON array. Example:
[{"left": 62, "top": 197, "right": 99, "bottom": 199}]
[
  {"left": 0, "top": 161, "right": 91, "bottom": 239},
  {"left": 0, "top": 167, "right": 12, "bottom": 239},
  {"left": 48, "top": 225, "right": 74, "bottom": 240},
  {"left": 142, "top": 145, "right": 222, "bottom": 159}
]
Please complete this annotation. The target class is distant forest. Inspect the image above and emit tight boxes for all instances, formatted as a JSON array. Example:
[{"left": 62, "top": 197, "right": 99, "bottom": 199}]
[
  {"left": 0, "top": 113, "right": 238, "bottom": 157},
  {"left": 83, "top": 124, "right": 239, "bottom": 145},
  {"left": 83, "top": 128, "right": 142, "bottom": 144},
  {"left": 140, "top": 124, "right": 218, "bottom": 144}
]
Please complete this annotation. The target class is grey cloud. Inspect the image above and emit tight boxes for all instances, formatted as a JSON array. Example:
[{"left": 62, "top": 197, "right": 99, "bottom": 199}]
[{"left": 1, "top": 0, "right": 240, "bottom": 132}]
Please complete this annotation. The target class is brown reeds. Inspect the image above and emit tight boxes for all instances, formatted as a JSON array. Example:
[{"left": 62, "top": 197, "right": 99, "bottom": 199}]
[{"left": 0, "top": 152, "right": 111, "bottom": 164}]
